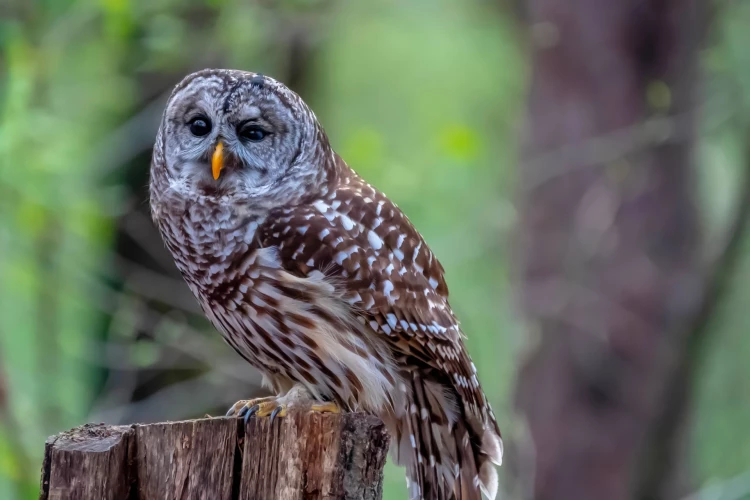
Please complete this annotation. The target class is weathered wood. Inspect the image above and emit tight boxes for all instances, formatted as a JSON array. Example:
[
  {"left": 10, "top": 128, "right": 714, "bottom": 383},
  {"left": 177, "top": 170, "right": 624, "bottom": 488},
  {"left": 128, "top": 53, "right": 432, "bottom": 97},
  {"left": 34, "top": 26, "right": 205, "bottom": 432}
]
[
  {"left": 40, "top": 423, "right": 135, "bottom": 500},
  {"left": 240, "top": 412, "right": 389, "bottom": 500},
  {"left": 40, "top": 412, "right": 389, "bottom": 500},
  {"left": 135, "top": 417, "right": 238, "bottom": 500}
]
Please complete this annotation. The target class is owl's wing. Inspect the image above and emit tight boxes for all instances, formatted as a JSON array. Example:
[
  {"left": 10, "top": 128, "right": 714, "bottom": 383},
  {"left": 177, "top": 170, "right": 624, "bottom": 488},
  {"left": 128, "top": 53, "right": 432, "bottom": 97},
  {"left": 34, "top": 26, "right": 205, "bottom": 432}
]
[
  {"left": 258, "top": 170, "right": 502, "bottom": 499},
  {"left": 257, "top": 172, "right": 488, "bottom": 414}
]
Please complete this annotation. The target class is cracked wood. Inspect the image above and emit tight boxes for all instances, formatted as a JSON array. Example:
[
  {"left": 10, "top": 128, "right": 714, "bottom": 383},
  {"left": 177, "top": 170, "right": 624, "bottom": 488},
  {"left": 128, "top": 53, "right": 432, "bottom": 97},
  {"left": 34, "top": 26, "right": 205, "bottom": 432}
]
[{"left": 39, "top": 412, "right": 389, "bottom": 500}]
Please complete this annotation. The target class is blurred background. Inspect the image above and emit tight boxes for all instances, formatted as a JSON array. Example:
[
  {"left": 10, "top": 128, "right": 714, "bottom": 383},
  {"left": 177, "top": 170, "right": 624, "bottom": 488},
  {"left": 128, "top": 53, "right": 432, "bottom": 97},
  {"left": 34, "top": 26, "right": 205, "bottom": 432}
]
[{"left": 1, "top": 0, "right": 749, "bottom": 499}]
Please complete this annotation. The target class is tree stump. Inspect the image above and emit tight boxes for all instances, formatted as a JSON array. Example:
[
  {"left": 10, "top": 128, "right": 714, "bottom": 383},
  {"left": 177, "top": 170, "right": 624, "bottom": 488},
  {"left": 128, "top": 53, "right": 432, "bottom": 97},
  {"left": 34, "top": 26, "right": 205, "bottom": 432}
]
[{"left": 39, "top": 412, "right": 390, "bottom": 500}]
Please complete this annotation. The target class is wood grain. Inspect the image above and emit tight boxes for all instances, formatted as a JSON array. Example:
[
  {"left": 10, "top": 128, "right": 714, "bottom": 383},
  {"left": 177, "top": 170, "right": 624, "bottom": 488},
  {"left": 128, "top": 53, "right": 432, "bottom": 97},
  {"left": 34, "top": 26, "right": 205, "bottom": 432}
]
[
  {"left": 240, "top": 412, "right": 389, "bottom": 500},
  {"left": 135, "top": 417, "right": 239, "bottom": 500},
  {"left": 40, "top": 413, "right": 389, "bottom": 500},
  {"left": 41, "top": 423, "right": 135, "bottom": 500}
]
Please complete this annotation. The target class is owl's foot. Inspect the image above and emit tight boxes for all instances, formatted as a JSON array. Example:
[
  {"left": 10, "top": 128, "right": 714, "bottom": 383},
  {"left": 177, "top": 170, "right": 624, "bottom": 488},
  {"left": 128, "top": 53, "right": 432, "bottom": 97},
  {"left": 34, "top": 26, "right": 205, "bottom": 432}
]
[
  {"left": 245, "top": 400, "right": 288, "bottom": 422},
  {"left": 227, "top": 386, "right": 340, "bottom": 425},
  {"left": 225, "top": 396, "right": 277, "bottom": 418},
  {"left": 309, "top": 401, "right": 341, "bottom": 414}
]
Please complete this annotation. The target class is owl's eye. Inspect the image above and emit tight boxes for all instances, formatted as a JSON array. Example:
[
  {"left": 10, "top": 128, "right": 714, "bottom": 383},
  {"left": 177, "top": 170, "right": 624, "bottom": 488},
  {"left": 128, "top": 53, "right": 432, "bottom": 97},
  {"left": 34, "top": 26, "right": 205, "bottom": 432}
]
[
  {"left": 238, "top": 123, "right": 268, "bottom": 142},
  {"left": 188, "top": 116, "right": 212, "bottom": 137}
]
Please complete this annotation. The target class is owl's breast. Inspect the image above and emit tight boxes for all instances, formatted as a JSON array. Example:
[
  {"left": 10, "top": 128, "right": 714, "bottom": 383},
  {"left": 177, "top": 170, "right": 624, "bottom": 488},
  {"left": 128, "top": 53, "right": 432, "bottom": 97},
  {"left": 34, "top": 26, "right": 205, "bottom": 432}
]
[{"left": 153, "top": 193, "right": 265, "bottom": 299}]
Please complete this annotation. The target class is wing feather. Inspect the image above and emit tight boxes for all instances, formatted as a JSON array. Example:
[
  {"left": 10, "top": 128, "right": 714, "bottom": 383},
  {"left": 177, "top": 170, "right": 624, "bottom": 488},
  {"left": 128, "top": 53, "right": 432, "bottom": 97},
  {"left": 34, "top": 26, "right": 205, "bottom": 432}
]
[
  {"left": 257, "top": 166, "right": 502, "bottom": 498},
  {"left": 258, "top": 171, "right": 487, "bottom": 412}
]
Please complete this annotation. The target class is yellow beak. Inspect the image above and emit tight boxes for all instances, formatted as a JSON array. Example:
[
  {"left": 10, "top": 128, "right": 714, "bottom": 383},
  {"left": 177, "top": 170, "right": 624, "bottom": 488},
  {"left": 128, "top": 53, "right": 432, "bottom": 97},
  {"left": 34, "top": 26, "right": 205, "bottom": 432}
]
[{"left": 212, "top": 141, "right": 224, "bottom": 180}]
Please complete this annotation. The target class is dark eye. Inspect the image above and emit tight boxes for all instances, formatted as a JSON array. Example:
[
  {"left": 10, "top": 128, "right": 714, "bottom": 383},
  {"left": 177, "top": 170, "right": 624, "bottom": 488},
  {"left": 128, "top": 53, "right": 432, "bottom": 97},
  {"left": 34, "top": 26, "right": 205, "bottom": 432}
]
[
  {"left": 188, "top": 116, "right": 212, "bottom": 137},
  {"left": 238, "top": 123, "right": 268, "bottom": 142}
]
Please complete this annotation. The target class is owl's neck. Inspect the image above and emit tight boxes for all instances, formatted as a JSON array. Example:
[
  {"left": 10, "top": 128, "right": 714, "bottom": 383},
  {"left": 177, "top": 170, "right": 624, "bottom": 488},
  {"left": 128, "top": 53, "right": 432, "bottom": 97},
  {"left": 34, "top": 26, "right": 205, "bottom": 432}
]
[{"left": 149, "top": 143, "right": 346, "bottom": 295}]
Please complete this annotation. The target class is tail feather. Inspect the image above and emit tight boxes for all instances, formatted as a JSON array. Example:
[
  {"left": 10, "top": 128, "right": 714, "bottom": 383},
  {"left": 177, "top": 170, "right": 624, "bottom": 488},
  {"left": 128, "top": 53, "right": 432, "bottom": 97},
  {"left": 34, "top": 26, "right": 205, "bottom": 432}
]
[
  {"left": 387, "top": 374, "right": 503, "bottom": 500},
  {"left": 454, "top": 419, "right": 481, "bottom": 500},
  {"left": 478, "top": 461, "right": 499, "bottom": 500},
  {"left": 410, "top": 377, "right": 435, "bottom": 498}
]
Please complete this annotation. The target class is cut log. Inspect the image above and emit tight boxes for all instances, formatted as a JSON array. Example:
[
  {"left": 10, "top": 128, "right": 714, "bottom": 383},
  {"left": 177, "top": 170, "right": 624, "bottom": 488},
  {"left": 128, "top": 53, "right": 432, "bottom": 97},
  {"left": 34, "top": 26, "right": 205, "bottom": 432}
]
[
  {"left": 40, "top": 412, "right": 389, "bottom": 500},
  {"left": 41, "top": 424, "right": 135, "bottom": 500}
]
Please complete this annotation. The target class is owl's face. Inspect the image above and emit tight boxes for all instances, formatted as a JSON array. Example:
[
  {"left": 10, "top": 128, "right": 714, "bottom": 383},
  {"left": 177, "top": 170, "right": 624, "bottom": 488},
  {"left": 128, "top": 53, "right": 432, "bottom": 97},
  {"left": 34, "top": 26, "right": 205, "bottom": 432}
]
[{"left": 154, "top": 69, "right": 328, "bottom": 206}]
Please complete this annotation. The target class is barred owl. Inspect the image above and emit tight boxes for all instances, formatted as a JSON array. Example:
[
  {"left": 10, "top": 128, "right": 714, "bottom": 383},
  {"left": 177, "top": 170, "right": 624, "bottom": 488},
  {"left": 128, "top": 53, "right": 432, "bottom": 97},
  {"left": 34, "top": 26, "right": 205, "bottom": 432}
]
[{"left": 150, "top": 69, "right": 503, "bottom": 500}]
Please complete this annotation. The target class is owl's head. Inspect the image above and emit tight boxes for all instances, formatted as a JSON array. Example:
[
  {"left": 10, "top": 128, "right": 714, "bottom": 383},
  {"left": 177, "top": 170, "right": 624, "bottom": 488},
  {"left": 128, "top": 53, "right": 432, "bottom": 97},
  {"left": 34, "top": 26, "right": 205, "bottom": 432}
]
[{"left": 152, "top": 69, "right": 332, "bottom": 207}]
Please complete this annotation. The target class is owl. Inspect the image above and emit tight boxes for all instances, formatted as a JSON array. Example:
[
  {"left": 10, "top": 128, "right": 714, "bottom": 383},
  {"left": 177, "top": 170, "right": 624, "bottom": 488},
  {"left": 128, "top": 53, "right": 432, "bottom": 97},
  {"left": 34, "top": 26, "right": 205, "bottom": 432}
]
[{"left": 150, "top": 69, "right": 503, "bottom": 500}]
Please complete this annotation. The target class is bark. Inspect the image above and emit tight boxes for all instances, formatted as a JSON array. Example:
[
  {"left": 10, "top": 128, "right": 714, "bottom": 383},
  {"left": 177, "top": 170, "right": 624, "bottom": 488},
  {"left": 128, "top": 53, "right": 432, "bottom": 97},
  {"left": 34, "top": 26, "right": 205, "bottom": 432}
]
[
  {"left": 40, "top": 413, "right": 389, "bottom": 500},
  {"left": 515, "top": 1, "right": 706, "bottom": 499}
]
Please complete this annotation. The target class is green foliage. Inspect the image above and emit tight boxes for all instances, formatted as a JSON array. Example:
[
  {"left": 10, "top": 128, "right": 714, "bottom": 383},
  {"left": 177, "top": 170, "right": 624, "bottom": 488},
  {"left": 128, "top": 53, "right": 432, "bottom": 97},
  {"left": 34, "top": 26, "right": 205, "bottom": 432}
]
[{"left": 692, "top": 2, "right": 750, "bottom": 488}]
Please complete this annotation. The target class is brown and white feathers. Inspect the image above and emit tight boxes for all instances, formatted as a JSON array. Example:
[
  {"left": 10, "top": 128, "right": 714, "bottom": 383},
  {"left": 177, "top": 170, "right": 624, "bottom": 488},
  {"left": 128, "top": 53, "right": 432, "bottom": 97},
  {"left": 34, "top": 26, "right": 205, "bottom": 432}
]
[{"left": 149, "top": 69, "right": 503, "bottom": 500}]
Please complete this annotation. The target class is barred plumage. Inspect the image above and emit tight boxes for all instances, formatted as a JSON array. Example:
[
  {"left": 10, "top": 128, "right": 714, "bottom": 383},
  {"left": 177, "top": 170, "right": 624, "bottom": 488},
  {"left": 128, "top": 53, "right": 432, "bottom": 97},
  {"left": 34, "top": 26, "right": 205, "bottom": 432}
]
[{"left": 150, "top": 69, "right": 502, "bottom": 500}]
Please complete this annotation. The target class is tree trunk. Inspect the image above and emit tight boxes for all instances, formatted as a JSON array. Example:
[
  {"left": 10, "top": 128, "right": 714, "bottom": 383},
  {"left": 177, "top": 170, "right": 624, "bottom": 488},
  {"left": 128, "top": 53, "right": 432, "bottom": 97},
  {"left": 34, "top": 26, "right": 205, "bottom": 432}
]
[
  {"left": 40, "top": 413, "right": 389, "bottom": 500},
  {"left": 515, "top": 1, "right": 706, "bottom": 499}
]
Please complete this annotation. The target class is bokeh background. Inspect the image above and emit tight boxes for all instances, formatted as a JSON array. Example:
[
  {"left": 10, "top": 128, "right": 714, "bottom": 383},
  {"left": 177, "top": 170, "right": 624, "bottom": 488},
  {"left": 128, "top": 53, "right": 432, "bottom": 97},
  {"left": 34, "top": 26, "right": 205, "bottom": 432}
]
[{"left": 1, "top": 0, "right": 749, "bottom": 498}]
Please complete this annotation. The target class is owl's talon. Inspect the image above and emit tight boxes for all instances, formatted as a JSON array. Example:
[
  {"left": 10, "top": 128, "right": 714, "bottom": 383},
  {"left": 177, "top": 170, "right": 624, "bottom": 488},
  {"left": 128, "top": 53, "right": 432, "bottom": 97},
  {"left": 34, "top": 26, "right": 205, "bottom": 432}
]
[
  {"left": 227, "top": 387, "right": 337, "bottom": 426},
  {"left": 244, "top": 404, "right": 260, "bottom": 425},
  {"left": 226, "top": 396, "right": 276, "bottom": 418},
  {"left": 269, "top": 405, "right": 286, "bottom": 424}
]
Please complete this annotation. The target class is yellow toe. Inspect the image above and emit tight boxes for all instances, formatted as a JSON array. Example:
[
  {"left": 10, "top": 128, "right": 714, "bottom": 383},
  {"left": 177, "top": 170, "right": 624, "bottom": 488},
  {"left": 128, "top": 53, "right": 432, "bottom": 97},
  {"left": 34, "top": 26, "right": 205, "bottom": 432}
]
[
  {"left": 254, "top": 401, "right": 287, "bottom": 418},
  {"left": 310, "top": 401, "right": 340, "bottom": 414},
  {"left": 226, "top": 396, "right": 275, "bottom": 417}
]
